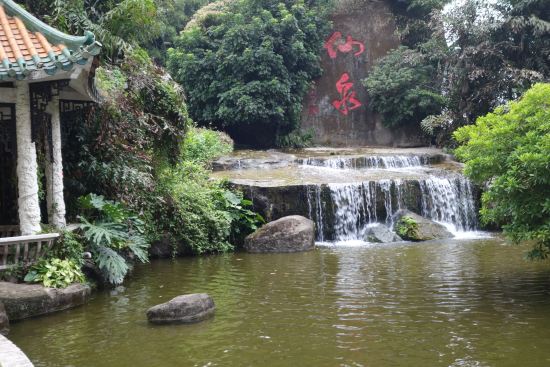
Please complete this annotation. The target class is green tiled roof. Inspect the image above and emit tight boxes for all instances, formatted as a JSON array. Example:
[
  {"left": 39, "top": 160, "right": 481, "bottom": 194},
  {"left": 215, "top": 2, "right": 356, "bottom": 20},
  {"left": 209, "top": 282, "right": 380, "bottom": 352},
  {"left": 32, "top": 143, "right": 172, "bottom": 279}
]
[{"left": 0, "top": 0, "right": 101, "bottom": 80}]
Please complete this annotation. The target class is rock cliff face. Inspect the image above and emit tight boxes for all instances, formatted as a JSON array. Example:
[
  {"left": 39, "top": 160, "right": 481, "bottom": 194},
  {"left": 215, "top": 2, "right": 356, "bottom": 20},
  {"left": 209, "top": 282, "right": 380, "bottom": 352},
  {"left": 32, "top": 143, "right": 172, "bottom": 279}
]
[{"left": 301, "top": 0, "right": 425, "bottom": 147}]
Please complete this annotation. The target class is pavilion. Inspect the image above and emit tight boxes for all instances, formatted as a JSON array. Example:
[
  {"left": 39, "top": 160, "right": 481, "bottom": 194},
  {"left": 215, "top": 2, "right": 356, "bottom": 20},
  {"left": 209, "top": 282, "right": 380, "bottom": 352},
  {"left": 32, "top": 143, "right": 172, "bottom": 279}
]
[{"left": 0, "top": 0, "right": 101, "bottom": 236}]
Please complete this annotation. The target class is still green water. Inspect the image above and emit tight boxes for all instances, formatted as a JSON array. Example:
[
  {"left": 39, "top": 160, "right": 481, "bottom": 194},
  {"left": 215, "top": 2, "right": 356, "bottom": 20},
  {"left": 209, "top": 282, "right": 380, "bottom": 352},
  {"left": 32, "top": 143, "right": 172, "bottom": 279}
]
[{"left": 9, "top": 238, "right": 550, "bottom": 367}]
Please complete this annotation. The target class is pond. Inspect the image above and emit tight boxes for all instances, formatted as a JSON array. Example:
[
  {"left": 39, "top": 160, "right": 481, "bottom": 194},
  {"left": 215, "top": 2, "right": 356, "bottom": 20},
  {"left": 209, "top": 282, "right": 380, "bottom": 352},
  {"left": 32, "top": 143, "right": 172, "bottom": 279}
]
[{"left": 10, "top": 238, "right": 550, "bottom": 367}]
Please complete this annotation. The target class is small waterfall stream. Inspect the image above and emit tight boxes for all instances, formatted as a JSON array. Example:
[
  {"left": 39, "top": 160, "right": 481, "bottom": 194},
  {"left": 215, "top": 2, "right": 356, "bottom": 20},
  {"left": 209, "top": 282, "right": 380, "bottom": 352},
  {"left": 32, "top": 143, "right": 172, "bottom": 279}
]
[
  {"left": 300, "top": 155, "right": 430, "bottom": 169},
  {"left": 302, "top": 155, "right": 479, "bottom": 242},
  {"left": 326, "top": 177, "right": 477, "bottom": 241}
]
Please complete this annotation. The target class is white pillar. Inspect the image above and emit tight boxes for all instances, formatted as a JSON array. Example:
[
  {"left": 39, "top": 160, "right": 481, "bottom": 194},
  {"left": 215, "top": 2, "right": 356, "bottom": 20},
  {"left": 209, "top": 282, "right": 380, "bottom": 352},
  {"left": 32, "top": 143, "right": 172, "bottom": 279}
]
[
  {"left": 15, "top": 82, "right": 41, "bottom": 235},
  {"left": 45, "top": 95, "right": 66, "bottom": 228}
]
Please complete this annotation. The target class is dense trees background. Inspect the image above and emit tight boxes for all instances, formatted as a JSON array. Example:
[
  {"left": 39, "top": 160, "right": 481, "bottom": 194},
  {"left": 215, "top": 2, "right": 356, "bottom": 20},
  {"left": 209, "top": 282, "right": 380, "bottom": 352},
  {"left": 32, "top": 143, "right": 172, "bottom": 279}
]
[
  {"left": 167, "top": 0, "right": 331, "bottom": 147},
  {"left": 365, "top": 0, "right": 549, "bottom": 144}
]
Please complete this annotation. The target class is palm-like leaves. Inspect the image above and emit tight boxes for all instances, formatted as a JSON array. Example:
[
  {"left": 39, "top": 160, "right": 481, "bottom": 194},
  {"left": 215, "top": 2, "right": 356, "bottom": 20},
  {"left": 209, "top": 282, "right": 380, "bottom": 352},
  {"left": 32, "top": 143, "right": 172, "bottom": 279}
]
[{"left": 78, "top": 194, "right": 149, "bottom": 285}]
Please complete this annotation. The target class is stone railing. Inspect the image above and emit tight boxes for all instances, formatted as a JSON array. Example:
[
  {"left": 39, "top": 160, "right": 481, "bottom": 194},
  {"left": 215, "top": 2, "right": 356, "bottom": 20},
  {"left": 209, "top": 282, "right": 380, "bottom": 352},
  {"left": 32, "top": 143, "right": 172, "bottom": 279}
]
[
  {"left": 0, "top": 226, "right": 20, "bottom": 238},
  {"left": 0, "top": 234, "right": 59, "bottom": 270}
]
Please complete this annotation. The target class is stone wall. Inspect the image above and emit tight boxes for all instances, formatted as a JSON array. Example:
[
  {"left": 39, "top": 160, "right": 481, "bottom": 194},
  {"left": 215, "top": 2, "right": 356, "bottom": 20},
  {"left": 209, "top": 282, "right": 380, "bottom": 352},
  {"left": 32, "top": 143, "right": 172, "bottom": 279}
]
[{"left": 301, "top": 0, "right": 426, "bottom": 147}]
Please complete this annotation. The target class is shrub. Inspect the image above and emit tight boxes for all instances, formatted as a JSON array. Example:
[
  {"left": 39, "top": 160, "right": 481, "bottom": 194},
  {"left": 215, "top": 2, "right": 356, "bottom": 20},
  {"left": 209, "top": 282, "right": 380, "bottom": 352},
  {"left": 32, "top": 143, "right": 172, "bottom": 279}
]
[
  {"left": 49, "top": 231, "right": 85, "bottom": 266},
  {"left": 77, "top": 194, "right": 150, "bottom": 285},
  {"left": 454, "top": 83, "right": 550, "bottom": 258},
  {"left": 155, "top": 128, "right": 263, "bottom": 254},
  {"left": 362, "top": 46, "right": 446, "bottom": 127},
  {"left": 24, "top": 258, "right": 85, "bottom": 289},
  {"left": 182, "top": 127, "right": 233, "bottom": 165}
]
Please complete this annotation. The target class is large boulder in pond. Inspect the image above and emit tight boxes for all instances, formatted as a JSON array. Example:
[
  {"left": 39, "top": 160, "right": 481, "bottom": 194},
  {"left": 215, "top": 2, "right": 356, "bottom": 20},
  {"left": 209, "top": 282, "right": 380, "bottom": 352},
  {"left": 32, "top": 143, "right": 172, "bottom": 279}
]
[
  {"left": 393, "top": 210, "right": 454, "bottom": 241},
  {"left": 365, "top": 224, "right": 402, "bottom": 243},
  {"left": 147, "top": 293, "right": 215, "bottom": 324},
  {"left": 244, "top": 215, "right": 315, "bottom": 253}
]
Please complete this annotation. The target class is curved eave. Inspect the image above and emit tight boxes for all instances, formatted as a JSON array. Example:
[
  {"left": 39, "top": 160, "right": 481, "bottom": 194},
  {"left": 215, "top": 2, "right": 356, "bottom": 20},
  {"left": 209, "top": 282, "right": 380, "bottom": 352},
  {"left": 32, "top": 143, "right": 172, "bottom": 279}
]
[
  {"left": 0, "top": 0, "right": 95, "bottom": 48},
  {"left": 0, "top": 42, "right": 102, "bottom": 81}
]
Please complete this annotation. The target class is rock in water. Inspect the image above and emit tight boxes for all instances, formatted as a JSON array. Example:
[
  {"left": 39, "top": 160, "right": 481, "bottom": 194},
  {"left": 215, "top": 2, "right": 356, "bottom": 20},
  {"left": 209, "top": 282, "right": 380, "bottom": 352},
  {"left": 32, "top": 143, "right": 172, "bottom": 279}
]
[
  {"left": 365, "top": 224, "right": 402, "bottom": 243},
  {"left": 147, "top": 294, "right": 215, "bottom": 324},
  {"left": 0, "top": 302, "right": 9, "bottom": 336},
  {"left": 393, "top": 209, "right": 454, "bottom": 241},
  {"left": 244, "top": 215, "right": 315, "bottom": 253}
]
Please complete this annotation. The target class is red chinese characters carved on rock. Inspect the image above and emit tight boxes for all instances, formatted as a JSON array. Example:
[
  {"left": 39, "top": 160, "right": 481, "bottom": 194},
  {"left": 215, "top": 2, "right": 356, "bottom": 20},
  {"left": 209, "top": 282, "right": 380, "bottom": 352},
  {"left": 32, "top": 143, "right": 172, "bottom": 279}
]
[
  {"left": 324, "top": 32, "right": 365, "bottom": 59},
  {"left": 332, "top": 73, "right": 362, "bottom": 116}
]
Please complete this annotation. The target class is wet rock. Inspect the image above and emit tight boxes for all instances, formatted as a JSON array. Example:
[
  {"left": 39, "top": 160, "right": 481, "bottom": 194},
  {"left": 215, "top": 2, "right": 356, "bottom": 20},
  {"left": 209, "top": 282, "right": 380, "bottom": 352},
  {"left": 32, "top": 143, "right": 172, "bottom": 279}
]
[
  {"left": 149, "top": 234, "right": 175, "bottom": 258},
  {"left": 0, "top": 282, "right": 91, "bottom": 321},
  {"left": 393, "top": 210, "right": 454, "bottom": 241},
  {"left": 365, "top": 224, "right": 402, "bottom": 243},
  {"left": 212, "top": 151, "right": 296, "bottom": 171},
  {"left": 244, "top": 215, "right": 315, "bottom": 253},
  {"left": 0, "top": 302, "right": 9, "bottom": 336},
  {"left": 147, "top": 293, "right": 215, "bottom": 324}
]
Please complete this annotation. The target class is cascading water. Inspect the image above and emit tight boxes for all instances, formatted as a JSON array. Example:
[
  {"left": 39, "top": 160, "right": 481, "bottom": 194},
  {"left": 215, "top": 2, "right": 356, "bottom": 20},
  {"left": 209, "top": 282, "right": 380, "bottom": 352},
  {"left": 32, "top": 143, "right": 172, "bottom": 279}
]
[
  {"left": 308, "top": 175, "right": 478, "bottom": 242},
  {"left": 213, "top": 148, "right": 481, "bottom": 243},
  {"left": 300, "top": 155, "right": 430, "bottom": 169},
  {"left": 306, "top": 185, "right": 325, "bottom": 242}
]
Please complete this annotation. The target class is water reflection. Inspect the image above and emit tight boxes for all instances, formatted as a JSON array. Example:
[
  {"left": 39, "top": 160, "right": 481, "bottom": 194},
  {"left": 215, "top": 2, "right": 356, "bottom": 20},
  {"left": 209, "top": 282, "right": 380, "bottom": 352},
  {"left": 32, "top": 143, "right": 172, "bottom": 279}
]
[{"left": 9, "top": 239, "right": 550, "bottom": 367}]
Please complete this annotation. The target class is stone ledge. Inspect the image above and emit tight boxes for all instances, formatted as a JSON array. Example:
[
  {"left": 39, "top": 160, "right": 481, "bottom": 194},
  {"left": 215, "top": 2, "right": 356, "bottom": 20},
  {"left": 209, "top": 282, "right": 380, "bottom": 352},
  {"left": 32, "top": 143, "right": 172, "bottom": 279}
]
[
  {"left": 0, "top": 282, "right": 90, "bottom": 321},
  {"left": 0, "top": 334, "right": 33, "bottom": 367}
]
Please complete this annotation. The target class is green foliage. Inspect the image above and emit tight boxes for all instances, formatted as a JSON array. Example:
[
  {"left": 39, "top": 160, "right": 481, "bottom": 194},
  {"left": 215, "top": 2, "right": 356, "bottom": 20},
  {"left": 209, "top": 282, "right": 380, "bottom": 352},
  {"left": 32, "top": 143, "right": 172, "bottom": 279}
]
[
  {"left": 454, "top": 83, "right": 550, "bottom": 258},
  {"left": 24, "top": 258, "right": 85, "bottom": 288},
  {"left": 181, "top": 127, "right": 233, "bottom": 165},
  {"left": 276, "top": 128, "right": 314, "bottom": 149},
  {"left": 363, "top": 46, "right": 447, "bottom": 127},
  {"left": 215, "top": 187, "right": 265, "bottom": 245},
  {"left": 168, "top": 0, "right": 331, "bottom": 147},
  {"left": 49, "top": 231, "right": 85, "bottom": 266},
  {"left": 395, "top": 216, "right": 419, "bottom": 238},
  {"left": 77, "top": 194, "right": 150, "bottom": 284},
  {"left": 155, "top": 130, "right": 263, "bottom": 254},
  {"left": 62, "top": 57, "right": 190, "bottom": 213}
]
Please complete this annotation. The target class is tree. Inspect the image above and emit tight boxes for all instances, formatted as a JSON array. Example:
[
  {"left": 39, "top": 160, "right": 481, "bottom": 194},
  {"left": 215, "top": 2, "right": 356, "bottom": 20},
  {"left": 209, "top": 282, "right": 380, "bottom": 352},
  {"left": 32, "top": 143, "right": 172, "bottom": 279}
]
[
  {"left": 454, "top": 83, "right": 550, "bottom": 258},
  {"left": 362, "top": 46, "right": 447, "bottom": 127},
  {"left": 365, "top": 0, "right": 549, "bottom": 143},
  {"left": 167, "top": 0, "right": 331, "bottom": 147}
]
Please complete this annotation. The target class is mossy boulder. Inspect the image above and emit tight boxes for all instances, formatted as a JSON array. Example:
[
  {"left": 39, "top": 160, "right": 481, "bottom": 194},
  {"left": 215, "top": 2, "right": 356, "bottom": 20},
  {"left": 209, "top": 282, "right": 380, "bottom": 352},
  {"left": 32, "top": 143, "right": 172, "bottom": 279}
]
[{"left": 394, "top": 210, "right": 454, "bottom": 241}]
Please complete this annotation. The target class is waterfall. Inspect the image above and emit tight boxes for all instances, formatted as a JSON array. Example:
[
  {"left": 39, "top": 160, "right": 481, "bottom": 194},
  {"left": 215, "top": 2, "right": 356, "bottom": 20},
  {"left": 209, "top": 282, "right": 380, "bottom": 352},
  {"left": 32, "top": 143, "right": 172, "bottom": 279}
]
[
  {"left": 301, "top": 155, "right": 429, "bottom": 169},
  {"left": 306, "top": 185, "right": 325, "bottom": 242},
  {"left": 418, "top": 176, "right": 477, "bottom": 232},
  {"left": 314, "top": 176, "right": 478, "bottom": 241}
]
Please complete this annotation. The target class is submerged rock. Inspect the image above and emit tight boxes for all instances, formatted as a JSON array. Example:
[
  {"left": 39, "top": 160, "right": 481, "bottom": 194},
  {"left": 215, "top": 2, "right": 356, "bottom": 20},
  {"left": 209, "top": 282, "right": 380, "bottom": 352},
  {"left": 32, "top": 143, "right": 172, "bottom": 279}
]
[
  {"left": 147, "top": 293, "right": 215, "bottom": 324},
  {"left": 393, "top": 210, "right": 454, "bottom": 241},
  {"left": 244, "top": 215, "right": 315, "bottom": 253},
  {"left": 365, "top": 224, "right": 402, "bottom": 243},
  {"left": 0, "top": 302, "right": 9, "bottom": 336},
  {"left": 0, "top": 282, "right": 91, "bottom": 321}
]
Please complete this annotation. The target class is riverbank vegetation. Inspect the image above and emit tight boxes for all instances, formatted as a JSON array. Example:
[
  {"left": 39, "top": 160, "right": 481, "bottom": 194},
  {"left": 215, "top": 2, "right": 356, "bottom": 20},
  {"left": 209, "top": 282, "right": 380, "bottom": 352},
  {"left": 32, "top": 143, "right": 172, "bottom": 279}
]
[
  {"left": 454, "top": 83, "right": 550, "bottom": 259},
  {"left": 11, "top": 0, "right": 264, "bottom": 286}
]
